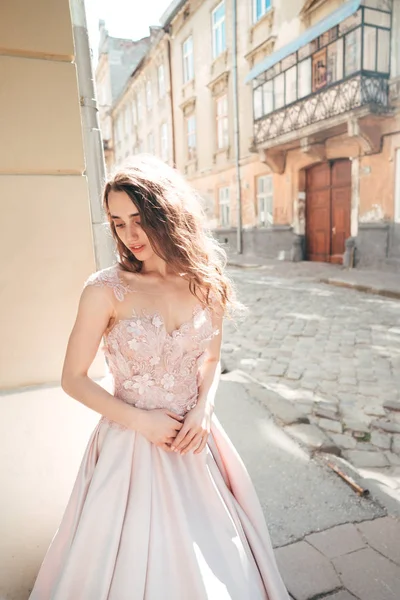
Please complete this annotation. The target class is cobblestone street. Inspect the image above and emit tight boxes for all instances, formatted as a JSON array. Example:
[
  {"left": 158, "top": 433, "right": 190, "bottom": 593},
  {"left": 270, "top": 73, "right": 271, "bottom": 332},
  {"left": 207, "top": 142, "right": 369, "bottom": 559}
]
[{"left": 222, "top": 265, "right": 400, "bottom": 505}]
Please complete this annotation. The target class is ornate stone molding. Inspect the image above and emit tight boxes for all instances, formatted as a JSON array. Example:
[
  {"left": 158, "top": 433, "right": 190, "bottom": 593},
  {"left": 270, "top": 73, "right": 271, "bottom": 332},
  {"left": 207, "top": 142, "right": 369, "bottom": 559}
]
[
  {"left": 245, "top": 36, "right": 276, "bottom": 68},
  {"left": 348, "top": 116, "right": 382, "bottom": 155},
  {"left": 179, "top": 96, "right": 196, "bottom": 117},
  {"left": 259, "top": 148, "right": 286, "bottom": 174},
  {"left": 207, "top": 71, "right": 229, "bottom": 96}
]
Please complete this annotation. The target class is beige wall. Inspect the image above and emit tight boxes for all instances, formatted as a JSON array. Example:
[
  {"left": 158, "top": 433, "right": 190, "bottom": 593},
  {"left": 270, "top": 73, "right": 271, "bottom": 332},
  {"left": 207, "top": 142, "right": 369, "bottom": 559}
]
[
  {"left": 0, "top": 0, "right": 97, "bottom": 388},
  {"left": 1, "top": 1, "right": 103, "bottom": 597}
]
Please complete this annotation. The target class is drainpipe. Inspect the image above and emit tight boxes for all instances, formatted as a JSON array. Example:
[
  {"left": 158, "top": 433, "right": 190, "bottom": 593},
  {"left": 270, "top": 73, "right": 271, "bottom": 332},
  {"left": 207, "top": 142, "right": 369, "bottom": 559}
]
[
  {"left": 70, "top": 0, "right": 115, "bottom": 269},
  {"left": 232, "top": 0, "right": 243, "bottom": 254}
]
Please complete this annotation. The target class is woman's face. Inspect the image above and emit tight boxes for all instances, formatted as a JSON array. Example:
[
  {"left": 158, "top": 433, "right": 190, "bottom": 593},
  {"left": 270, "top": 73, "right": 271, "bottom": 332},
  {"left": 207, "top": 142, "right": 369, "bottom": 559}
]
[{"left": 107, "top": 190, "right": 154, "bottom": 261}]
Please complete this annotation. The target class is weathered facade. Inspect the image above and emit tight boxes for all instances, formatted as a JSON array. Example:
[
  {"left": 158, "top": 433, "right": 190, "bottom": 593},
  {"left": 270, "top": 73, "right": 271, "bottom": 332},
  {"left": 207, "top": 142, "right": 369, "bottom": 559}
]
[
  {"left": 95, "top": 22, "right": 152, "bottom": 169},
  {"left": 99, "top": 0, "right": 400, "bottom": 268},
  {"left": 247, "top": 0, "right": 400, "bottom": 269},
  {"left": 111, "top": 29, "right": 175, "bottom": 168}
]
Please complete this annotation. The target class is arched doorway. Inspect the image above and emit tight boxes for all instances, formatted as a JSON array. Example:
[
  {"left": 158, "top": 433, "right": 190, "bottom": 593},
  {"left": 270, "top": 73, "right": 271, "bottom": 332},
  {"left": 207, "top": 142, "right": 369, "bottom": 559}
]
[{"left": 305, "top": 159, "right": 351, "bottom": 263}]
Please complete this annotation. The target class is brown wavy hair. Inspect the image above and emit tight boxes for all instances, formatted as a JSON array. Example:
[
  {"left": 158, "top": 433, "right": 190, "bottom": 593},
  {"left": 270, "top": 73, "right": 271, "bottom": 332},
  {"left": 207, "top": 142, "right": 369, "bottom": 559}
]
[{"left": 103, "top": 154, "right": 241, "bottom": 315}]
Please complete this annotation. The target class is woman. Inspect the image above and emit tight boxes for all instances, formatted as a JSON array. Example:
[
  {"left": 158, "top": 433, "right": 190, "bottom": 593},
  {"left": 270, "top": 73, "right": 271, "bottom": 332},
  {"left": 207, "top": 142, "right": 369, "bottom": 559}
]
[{"left": 29, "top": 155, "right": 289, "bottom": 599}]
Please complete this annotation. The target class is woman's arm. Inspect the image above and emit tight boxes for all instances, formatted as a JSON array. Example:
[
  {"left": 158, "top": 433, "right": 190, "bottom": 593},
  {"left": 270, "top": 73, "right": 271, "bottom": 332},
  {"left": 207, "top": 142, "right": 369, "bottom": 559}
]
[
  {"left": 61, "top": 284, "right": 184, "bottom": 447},
  {"left": 171, "top": 309, "right": 224, "bottom": 454},
  {"left": 61, "top": 284, "right": 145, "bottom": 430}
]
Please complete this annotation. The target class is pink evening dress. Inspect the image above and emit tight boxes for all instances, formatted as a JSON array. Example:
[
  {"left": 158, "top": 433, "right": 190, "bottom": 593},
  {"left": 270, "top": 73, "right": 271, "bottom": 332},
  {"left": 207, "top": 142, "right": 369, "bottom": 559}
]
[{"left": 29, "top": 264, "right": 289, "bottom": 600}]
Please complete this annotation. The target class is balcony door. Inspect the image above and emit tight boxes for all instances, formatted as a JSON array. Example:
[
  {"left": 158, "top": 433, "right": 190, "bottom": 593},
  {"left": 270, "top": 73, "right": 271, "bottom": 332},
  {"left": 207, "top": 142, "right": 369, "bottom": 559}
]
[{"left": 306, "top": 159, "right": 351, "bottom": 263}]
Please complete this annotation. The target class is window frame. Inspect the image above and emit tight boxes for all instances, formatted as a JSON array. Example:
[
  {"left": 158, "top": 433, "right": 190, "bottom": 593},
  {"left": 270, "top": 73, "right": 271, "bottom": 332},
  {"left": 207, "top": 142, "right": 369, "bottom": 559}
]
[
  {"left": 253, "top": 0, "right": 272, "bottom": 24},
  {"left": 216, "top": 94, "right": 229, "bottom": 149},
  {"left": 183, "top": 35, "right": 194, "bottom": 84},
  {"left": 218, "top": 186, "right": 230, "bottom": 227},
  {"left": 158, "top": 64, "right": 166, "bottom": 98},
  {"left": 256, "top": 174, "right": 274, "bottom": 228},
  {"left": 212, "top": 1, "right": 226, "bottom": 60},
  {"left": 186, "top": 114, "right": 197, "bottom": 161}
]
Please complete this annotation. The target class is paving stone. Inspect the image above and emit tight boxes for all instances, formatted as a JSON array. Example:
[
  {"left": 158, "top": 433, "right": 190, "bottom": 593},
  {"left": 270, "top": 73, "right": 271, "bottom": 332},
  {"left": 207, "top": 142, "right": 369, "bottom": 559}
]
[
  {"left": 323, "top": 592, "right": 359, "bottom": 600},
  {"left": 275, "top": 541, "right": 341, "bottom": 600},
  {"left": 343, "top": 450, "right": 389, "bottom": 468},
  {"left": 385, "top": 451, "right": 400, "bottom": 466},
  {"left": 315, "top": 407, "right": 340, "bottom": 421},
  {"left": 392, "top": 435, "right": 400, "bottom": 456},
  {"left": 372, "top": 420, "right": 400, "bottom": 434},
  {"left": 357, "top": 516, "right": 400, "bottom": 565},
  {"left": 330, "top": 433, "right": 357, "bottom": 450},
  {"left": 370, "top": 431, "right": 391, "bottom": 450},
  {"left": 364, "top": 404, "right": 388, "bottom": 417},
  {"left": 285, "top": 424, "right": 340, "bottom": 454},
  {"left": 306, "top": 523, "right": 366, "bottom": 559},
  {"left": 269, "top": 363, "right": 288, "bottom": 377},
  {"left": 343, "top": 420, "right": 370, "bottom": 435},
  {"left": 333, "top": 547, "right": 400, "bottom": 600},
  {"left": 318, "top": 418, "right": 343, "bottom": 434},
  {"left": 384, "top": 400, "right": 400, "bottom": 412}
]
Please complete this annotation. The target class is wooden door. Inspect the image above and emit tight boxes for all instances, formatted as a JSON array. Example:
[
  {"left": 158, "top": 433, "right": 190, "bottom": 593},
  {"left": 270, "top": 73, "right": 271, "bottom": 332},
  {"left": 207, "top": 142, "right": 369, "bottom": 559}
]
[
  {"left": 331, "top": 160, "right": 351, "bottom": 264},
  {"left": 306, "top": 163, "right": 331, "bottom": 262},
  {"left": 306, "top": 160, "right": 351, "bottom": 263}
]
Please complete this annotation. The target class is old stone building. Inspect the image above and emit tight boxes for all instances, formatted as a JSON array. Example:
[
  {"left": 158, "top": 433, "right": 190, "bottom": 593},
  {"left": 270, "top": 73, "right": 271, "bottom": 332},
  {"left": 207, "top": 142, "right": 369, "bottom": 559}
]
[
  {"left": 247, "top": 0, "right": 400, "bottom": 269},
  {"left": 98, "top": 0, "right": 400, "bottom": 269},
  {"left": 95, "top": 21, "right": 152, "bottom": 169},
  {"left": 111, "top": 28, "right": 175, "bottom": 168}
]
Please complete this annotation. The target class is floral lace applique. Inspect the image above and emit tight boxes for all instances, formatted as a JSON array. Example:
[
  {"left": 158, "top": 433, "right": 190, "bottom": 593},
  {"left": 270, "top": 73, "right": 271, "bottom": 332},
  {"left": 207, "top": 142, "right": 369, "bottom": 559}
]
[{"left": 84, "top": 264, "right": 131, "bottom": 302}]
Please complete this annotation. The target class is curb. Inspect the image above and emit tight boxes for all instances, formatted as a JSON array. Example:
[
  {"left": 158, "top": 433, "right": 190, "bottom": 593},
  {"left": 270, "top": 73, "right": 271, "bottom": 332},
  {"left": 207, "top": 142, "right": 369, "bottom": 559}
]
[{"left": 318, "top": 278, "right": 400, "bottom": 300}]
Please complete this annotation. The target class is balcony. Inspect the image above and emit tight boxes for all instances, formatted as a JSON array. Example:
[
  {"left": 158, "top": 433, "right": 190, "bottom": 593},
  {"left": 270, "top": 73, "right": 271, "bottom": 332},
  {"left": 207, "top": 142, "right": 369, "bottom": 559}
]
[
  {"left": 248, "top": 0, "right": 393, "bottom": 153},
  {"left": 253, "top": 74, "right": 389, "bottom": 147}
]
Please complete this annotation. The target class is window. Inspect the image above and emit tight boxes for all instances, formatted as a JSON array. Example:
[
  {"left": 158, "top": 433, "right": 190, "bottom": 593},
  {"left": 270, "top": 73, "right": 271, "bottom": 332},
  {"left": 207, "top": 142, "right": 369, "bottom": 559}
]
[
  {"left": 160, "top": 123, "right": 168, "bottom": 161},
  {"left": 312, "top": 48, "right": 327, "bottom": 92},
  {"left": 253, "top": 86, "right": 263, "bottom": 119},
  {"left": 327, "top": 39, "right": 344, "bottom": 84},
  {"left": 253, "top": 0, "right": 272, "bottom": 23},
  {"left": 219, "top": 187, "right": 230, "bottom": 227},
  {"left": 158, "top": 64, "right": 166, "bottom": 97},
  {"left": 186, "top": 115, "right": 196, "bottom": 160},
  {"left": 183, "top": 36, "right": 194, "bottom": 84},
  {"left": 345, "top": 28, "right": 361, "bottom": 76},
  {"left": 363, "top": 26, "right": 377, "bottom": 71},
  {"left": 262, "top": 80, "right": 273, "bottom": 114},
  {"left": 212, "top": 1, "right": 226, "bottom": 59},
  {"left": 147, "top": 132, "right": 155, "bottom": 155},
  {"left": 377, "top": 29, "right": 390, "bottom": 73},
  {"left": 274, "top": 73, "right": 284, "bottom": 110},
  {"left": 285, "top": 66, "right": 297, "bottom": 105},
  {"left": 298, "top": 59, "right": 312, "bottom": 98},
  {"left": 216, "top": 95, "right": 229, "bottom": 149},
  {"left": 257, "top": 175, "right": 273, "bottom": 227},
  {"left": 146, "top": 80, "right": 152, "bottom": 111}
]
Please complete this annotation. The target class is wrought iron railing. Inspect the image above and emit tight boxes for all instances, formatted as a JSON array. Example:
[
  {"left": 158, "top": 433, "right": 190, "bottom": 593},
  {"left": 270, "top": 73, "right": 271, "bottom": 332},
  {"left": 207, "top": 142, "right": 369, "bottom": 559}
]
[{"left": 253, "top": 75, "right": 390, "bottom": 147}]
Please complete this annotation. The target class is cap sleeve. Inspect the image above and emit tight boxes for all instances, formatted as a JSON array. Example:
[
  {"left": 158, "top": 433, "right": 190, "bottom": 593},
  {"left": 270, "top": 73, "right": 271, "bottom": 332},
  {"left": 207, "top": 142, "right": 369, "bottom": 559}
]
[{"left": 83, "top": 265, "right": 130, "bottom": 302}]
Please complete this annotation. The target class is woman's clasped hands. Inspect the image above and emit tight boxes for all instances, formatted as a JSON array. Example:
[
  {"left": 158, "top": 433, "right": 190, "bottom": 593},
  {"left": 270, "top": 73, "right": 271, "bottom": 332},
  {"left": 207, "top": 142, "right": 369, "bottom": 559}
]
[{"left": 137, "top": 402, "right": 212, "bottom": 455}]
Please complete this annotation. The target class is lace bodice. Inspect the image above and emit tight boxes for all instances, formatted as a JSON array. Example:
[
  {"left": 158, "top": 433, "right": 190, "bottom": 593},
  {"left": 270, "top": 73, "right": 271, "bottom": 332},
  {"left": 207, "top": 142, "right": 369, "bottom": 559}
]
[{"left": 84, "top": 265, "right": 220, "bottom": 420}]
